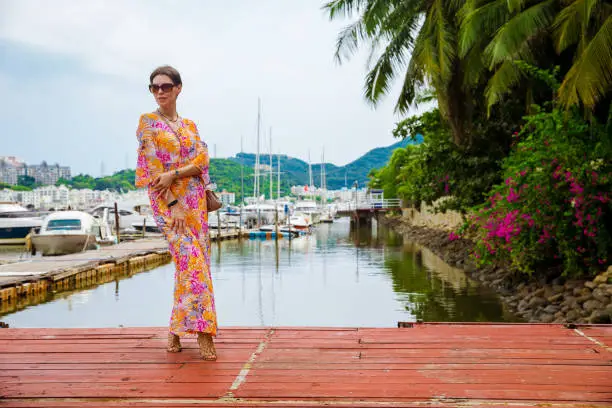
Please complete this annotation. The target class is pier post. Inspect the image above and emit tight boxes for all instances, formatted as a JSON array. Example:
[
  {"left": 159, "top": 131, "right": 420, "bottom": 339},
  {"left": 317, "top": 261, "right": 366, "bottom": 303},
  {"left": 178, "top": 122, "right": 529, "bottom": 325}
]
[{"left": 114, "top": 202, "right": 121, "bottom": 243}]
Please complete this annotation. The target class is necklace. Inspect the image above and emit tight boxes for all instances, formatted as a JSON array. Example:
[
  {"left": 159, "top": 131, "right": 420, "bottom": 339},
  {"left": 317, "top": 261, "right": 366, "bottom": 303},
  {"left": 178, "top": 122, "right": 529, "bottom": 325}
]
[{"left": 157, "top": 109, "right": 180, "bottom": 123}]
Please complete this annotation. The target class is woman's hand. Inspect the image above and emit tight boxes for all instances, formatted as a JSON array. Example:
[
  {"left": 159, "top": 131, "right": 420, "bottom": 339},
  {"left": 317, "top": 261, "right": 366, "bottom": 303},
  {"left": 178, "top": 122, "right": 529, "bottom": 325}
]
[
  {"left": 170, "top": 203, "right": 187, "bottom": 235},
  {"left": 152, "top": 171, "right": 176, "bottom": 193}
]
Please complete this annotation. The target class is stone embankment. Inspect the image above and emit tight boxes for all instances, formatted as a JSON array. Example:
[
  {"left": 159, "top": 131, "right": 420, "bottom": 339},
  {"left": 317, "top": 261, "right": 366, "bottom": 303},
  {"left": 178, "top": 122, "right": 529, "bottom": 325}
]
[{"left": 383, "top": 215, "right": 612, "bottom": 324}]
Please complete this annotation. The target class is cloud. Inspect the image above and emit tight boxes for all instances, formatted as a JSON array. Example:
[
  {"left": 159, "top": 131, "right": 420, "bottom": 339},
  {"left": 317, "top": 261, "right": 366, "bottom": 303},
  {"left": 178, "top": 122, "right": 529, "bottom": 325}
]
[{"left": 0, "top": 0, "right": 422, "bottom": 177}]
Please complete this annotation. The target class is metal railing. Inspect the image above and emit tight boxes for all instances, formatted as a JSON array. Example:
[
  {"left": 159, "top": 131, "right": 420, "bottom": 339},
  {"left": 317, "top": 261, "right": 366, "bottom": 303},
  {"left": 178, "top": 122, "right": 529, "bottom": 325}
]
[{"left": 337, "top": 198, "right": 402, "bottom": 212}]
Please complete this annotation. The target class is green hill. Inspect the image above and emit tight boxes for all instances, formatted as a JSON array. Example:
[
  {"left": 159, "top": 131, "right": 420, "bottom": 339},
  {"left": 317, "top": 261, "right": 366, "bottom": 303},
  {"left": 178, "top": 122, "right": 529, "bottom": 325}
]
[
  {"left": 228, "top": 138, "right": 417, "bottom": 191},
  {"left": 54, "top": 138, "right": 418, "bottom": 201}
]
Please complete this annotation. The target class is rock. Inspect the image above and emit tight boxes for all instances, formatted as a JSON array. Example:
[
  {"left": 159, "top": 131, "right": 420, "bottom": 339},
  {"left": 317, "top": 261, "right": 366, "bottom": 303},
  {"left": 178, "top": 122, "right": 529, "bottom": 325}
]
[
  {"left": 552, "top": 284, "right": 565, "bottom": 294},
  {"left": 576, "top": 294, "right": 592, "bottom": 304},
  {"left": 588, "top": 310, "right": 611, "bottom": 324},
  {"left": 592, "top": 288, "right": 609, "bottom": 304},
  {"left": 603, "top": 284, "right": 612, "bottom": 297},
  {"left": 528, "top": 296, "right": 547, "bottom": 308},
  {"left": 547, "top": 293, "right": 564, "bottom": 303},
  {"left": 539, "top": 313, "right": 554, "bottom": 323},
  {"left": 554, "top": 311, "right": 564, "bottom": 319},
  {"left": 544, "top": 305, "right": 560, "bottom": 314},
  {"left": 518, "top": 299, "right": 529, "bottom": 312},
  {"left": 566, "top": 310, "right": 580, "bottom": 322},
  {"left": 563, "top": 297, "right": 579, "bottom": 310},
  {"left": 573, "top": 287, "right": 584, "bottom": 296},
  {"left": 533, "top": 288, "right": 545, "bottom": 297},
  {"left": 593, "top": 272, "right": 610, "bottom": 285},
  {"left": 583, "top": 299, "right": 603, "bottom": 313},
  {"left": 584, "top": 281, "right": 597, "bottom": 289}
]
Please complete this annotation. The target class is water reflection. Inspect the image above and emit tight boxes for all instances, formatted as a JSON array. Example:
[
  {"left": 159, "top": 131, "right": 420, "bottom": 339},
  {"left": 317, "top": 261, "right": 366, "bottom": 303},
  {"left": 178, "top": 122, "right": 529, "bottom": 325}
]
[{"left": 2, "top": 219, "right": 516, "bottom": 328}]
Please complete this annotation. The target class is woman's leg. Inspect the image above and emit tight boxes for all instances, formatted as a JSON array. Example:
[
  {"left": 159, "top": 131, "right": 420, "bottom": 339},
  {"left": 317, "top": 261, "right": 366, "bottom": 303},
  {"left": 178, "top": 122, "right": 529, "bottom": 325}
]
[
  {"left": 197, "top": 331, "right": 217, "bottom": 360},
  {"left": 167, "top": 332, "right": 182, "bottom": 352}
]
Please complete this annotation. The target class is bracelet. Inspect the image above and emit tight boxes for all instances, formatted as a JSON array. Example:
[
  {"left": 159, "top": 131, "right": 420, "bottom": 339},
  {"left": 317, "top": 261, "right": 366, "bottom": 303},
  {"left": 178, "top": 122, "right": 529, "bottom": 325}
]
[
  {"left": 174, "top": 169, "right": 180, "bottom": 178},
  {"left": 167, "top": 199, "right": 178, "bottom": 208}
]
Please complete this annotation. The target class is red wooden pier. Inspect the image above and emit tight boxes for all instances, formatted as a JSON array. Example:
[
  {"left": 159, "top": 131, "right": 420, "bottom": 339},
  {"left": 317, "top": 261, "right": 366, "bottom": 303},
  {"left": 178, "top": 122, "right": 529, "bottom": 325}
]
[{"left": 1, "top": 323, "right": 610, "bottom": 407}]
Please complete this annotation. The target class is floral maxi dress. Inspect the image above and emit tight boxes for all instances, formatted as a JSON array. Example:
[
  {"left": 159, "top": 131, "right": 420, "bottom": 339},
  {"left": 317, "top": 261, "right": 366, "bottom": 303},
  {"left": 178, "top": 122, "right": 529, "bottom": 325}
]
[{"left": 135, "top": 113, "right": 217, "bottom": 337}]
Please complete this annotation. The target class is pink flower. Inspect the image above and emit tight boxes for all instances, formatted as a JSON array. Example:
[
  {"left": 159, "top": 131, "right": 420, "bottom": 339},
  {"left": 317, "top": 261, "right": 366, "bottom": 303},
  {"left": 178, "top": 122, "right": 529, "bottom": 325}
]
[
  {"left": 507, "top": 188, "right": 519, "bottom": 203},
  {"left": 449, "top": 232, "right": 460, "bottom": 241}
]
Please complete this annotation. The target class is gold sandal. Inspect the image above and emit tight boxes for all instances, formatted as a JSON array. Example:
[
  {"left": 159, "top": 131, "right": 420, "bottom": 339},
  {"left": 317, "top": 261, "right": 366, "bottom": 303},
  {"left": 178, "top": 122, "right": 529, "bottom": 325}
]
[
  {"left": 197, "top": 332, "right": 217, "bottom": 361},
  {"left": 167, "top": 333, "right": 182, "bottom": 353}
]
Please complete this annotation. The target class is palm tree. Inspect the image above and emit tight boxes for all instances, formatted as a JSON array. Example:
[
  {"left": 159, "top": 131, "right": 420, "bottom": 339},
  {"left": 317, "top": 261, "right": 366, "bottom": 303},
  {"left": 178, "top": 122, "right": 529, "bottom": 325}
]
[
  {"left": 324, "top": 0, "right": 476, "bottom": 146},
  {"left": 460, "top": 0, "right": 612, "bottom": 111}
]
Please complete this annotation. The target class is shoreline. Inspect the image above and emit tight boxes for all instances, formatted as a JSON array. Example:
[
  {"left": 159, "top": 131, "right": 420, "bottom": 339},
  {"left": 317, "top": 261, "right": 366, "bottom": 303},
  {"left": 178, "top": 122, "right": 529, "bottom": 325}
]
[{"left": 381, "top": 215, "right": 612, "bottom": 324}]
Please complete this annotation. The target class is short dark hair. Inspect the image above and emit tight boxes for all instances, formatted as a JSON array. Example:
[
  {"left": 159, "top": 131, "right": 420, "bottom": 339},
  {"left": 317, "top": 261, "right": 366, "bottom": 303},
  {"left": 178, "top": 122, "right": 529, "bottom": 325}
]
[{"left": 149, "top": 65, "right": 182, "bottom": 85}]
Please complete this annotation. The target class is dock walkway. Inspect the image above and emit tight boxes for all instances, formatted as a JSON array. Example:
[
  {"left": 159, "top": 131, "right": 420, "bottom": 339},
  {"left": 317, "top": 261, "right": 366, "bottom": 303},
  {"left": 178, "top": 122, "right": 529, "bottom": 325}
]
[
  {"left": 0, "top": 323, "right": 610, "bottom": 407},
  {"left": 0, "top": 230, "right": 243, "bottom": 310}
]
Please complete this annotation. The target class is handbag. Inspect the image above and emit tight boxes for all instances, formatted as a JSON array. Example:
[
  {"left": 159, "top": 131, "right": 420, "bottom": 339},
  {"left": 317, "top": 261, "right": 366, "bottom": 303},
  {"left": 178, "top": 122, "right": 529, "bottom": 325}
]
[{"left": 206, "top": 189, "right": 222, "bottom": 212}]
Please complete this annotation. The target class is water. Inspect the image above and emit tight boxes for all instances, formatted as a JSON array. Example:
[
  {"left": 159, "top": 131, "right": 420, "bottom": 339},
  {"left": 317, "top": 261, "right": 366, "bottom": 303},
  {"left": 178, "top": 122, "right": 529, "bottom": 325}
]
[{"left": 1, "top": 219, "right": 516, "bottom": 327}]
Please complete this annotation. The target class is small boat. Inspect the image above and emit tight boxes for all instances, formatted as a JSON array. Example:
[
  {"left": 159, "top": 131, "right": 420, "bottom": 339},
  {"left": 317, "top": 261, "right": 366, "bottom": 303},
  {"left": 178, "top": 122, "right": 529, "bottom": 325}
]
[
  {"left": 89, "top": 202, "right": 158, "bottom": 233},
  {"left": 293, "top": 200, "right": 321, "bottom": 224},
  {"left": 320, "top": 210, "right": 334, "bottom": 223},
  {"left": 0, "top": 202, "right": 46, "bottom": 245},
  {"left": 288, "top": 213, "right": 312, "bottom": 231},
  {"left": 258, "top": 224, "right": 304, "bottom": 237},
  {"left": 31, "top": 211, "right": 101, "bottom": 256}
]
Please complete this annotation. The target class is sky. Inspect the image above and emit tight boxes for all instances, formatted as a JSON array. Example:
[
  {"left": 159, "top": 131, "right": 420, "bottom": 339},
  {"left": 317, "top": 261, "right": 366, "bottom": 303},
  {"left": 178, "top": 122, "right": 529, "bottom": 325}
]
[{"left": 0, "top": 0, "right": 425, "bottom": 177}]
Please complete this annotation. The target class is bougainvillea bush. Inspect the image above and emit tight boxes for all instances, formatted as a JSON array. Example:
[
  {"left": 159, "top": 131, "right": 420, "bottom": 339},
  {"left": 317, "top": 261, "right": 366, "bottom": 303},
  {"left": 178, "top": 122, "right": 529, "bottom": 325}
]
[{"left": 470, "top": 105, "right": 612, "bottom": 278}]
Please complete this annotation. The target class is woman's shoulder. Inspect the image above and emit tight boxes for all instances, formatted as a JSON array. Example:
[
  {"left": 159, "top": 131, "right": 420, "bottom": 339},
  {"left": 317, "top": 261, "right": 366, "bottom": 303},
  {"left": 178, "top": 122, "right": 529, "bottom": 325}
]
[
  {"left": 182, "top": 117, "right": 199, "bottom": 132},
  {"left": 138, "top": 112, "right": 160, "bottom": 128}
]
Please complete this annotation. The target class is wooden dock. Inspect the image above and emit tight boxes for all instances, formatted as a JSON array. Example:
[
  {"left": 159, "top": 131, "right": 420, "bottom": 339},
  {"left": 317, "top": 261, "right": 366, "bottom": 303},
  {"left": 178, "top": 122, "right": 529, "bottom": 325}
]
[
  {"left": 0, "top": 230, "right": 244, "bottom": 315},
  {"left": 0, "top": 323, "right": 610, "bottom": 407}
]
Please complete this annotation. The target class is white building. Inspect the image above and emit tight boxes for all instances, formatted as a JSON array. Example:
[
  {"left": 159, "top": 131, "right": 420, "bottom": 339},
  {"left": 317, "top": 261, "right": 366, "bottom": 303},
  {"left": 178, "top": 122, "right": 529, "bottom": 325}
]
[
  {"left": 218, "top": 190, "right": 236, "bottom": 206},
  {"left": 0, "top": 157, "right": 71, "bottom": 186}
]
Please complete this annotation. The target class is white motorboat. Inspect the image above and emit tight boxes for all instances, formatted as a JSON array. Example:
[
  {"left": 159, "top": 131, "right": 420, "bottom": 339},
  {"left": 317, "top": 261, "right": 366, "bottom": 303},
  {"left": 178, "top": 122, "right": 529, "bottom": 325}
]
[
  {"left": 89, "top": 202, "right": 158, "bottom": 233},
  {"left": 31, "top": 211, "right": 102, "bottom": 256},
  {"left": 288, "top": 213, "right": 312, "bottom": 231},
  {"left": 0, "top": 202, "right": 46, "bottom": 245},
  {"left": 294, "top": 200, "right": 321, "bottom": 224}
]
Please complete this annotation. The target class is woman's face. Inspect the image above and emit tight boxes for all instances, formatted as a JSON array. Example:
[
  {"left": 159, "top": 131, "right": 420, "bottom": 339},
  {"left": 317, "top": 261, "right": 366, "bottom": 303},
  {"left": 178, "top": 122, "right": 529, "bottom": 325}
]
[{"left": 150, "top": 74, "right": 181, "bottom": 110}]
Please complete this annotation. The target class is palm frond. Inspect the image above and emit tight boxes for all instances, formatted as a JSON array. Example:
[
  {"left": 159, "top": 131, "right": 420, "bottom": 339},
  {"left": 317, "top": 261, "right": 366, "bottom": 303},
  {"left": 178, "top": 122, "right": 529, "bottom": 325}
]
[
  {"left": 485, "top": 60, "right": 525, "bottom": 111},
  {"left": 485, "top": 0, "right": 556, "bottom": 67},
  {"left": 395, "top": 32, "right": 428, "bottom": 112},
  {"left": 334, "top": 20, "right": 368, "bottom": 63},
  {"left": 461, "top": 43, "right": 487, "bottom": 87},
  {"left": 428, "top": 0, "right": 457, "bottom": 84},
  {"left": 324, "top": 0, "right": 369, "bottom": 19},
  {"left": 553, "top": 0, "right": 600, "bottom": 53},
  {"left": 458, "top": 0, "right": 510, "bottom": 58},
  {"left": 363, "top": 22, "right": 415, "bottom": 104},
  {"left": 558, "top": 15, "right": 612, "bottom": 108}
]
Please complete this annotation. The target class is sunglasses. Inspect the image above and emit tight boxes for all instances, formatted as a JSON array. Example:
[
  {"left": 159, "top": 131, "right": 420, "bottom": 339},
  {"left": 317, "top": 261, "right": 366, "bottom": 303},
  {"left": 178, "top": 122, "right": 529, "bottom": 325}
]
[{"left": 149, "top": 83, "right": 175, "bottom": 93}]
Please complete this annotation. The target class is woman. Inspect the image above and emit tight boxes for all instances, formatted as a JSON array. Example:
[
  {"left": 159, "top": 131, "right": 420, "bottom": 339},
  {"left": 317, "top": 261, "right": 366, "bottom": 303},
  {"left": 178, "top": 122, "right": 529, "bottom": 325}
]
[{"left": 135, "top": 65, "right": 217, "bottom": 360}]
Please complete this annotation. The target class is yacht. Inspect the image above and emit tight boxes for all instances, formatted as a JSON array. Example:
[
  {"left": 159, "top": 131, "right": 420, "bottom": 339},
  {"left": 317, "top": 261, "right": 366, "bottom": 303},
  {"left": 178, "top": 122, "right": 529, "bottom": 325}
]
[
  {"left": 89, "top": 202, "right": 158, "bottom": 233},
  {"left": 31, "top": 211, "right": 103, "bottom": 256},
  {"left": 293, "top": 200, "right": 321, "bottom": 224},
  {"left": 0, "top": 202, "right": 46, "bottom": 245}
]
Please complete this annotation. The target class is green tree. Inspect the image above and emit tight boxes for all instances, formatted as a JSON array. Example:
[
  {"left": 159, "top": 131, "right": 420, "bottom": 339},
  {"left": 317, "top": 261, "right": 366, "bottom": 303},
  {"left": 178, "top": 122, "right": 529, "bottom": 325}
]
[
  {"left": 459, "top": 0, "right": 612, "bottom": 112},
  {"left": 17, "top": 175, "right": 36, "bottom": 188}
]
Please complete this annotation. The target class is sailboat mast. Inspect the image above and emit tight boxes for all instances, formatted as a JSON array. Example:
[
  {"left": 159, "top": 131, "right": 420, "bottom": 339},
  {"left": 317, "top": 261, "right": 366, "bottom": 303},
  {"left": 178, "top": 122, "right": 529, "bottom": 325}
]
[
  {"left": 277, "top": 153, "right": 281, "bottom": 200},
  {"left": 269, "top": 128, "right": 273, "bottom": 201},
  {"left": 308, "top": 150, "right": 313, "bottom": 198},
  {"left": 254, "top": 98, "right": 261, "bottom": 201}
]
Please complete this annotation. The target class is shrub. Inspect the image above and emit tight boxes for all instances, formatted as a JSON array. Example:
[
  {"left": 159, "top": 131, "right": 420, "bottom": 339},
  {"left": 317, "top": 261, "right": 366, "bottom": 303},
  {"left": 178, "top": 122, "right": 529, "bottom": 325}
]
[{"left": 470, "top": 105, "right": 612, "bottom": 277}]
